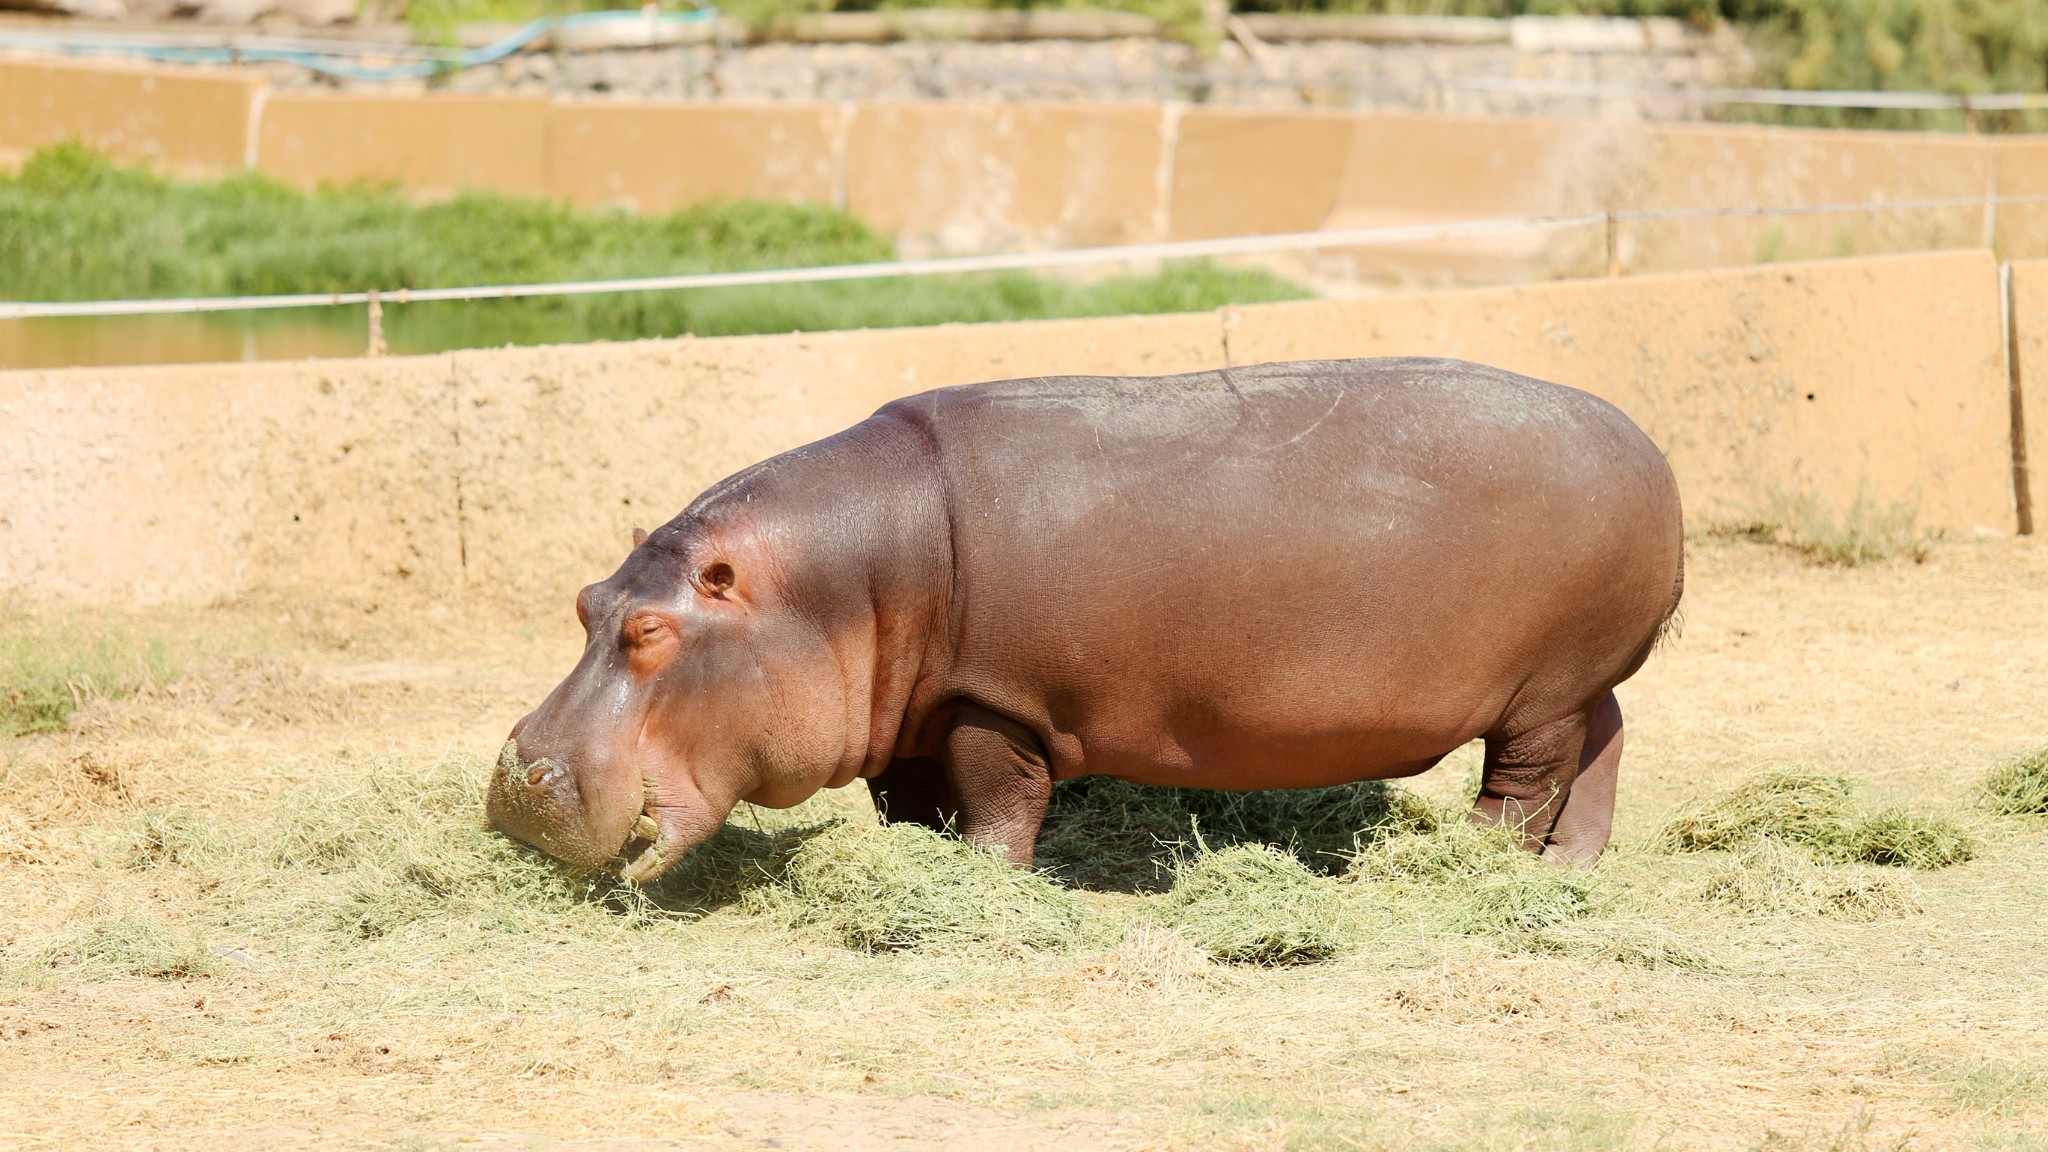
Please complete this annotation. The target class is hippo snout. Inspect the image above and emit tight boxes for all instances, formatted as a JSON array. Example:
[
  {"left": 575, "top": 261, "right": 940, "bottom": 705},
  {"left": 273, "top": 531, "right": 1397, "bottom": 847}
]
[{"left": 487, "top": 736, "right": 635, "bottom": 869}]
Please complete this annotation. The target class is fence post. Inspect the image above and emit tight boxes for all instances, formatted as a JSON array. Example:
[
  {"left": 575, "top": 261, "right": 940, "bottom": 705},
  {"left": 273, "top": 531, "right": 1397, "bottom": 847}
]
[
  {"left": 2005, "top": 262, "right": 2035, "bottom": 535},
  {"left": 366, "top": 290, "right": 386, "bottom": 358},
  {"left": 1605, "top": 211, "right": 1621, "bottom": 278}
]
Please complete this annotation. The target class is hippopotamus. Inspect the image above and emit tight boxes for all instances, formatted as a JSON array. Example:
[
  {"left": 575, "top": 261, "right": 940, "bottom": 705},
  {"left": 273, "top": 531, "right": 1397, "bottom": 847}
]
[{"left": 487, "top": 356, "right": 1684, "bottom": 882}]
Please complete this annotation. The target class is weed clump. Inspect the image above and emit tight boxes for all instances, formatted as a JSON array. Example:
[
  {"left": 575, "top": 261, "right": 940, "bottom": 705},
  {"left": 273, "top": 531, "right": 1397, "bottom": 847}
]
[
  {"left": 1981, "top": 748, "right": 2048, "bottom": 817},
  {"left": 1722, "top": 491, "right": 1928, "bottom": 566},
  {"left": 780, "top": 822, "right": 1085, "bottom": 953},
  {"left": 1696, "top": 840, "right": 1919, "bottom": 921},
  {"left": 1657, "top": 770, "right": 1973, "bottom": 870},
  {"left": 1152, "top": 844, "right": 1349, "bottom": 966}
]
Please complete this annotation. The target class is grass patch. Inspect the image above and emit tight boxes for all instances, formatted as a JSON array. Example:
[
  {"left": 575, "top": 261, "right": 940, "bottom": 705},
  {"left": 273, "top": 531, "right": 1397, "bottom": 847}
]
[
  {"left": 1982, "top": 747, "right": 2048, "bottom": 817},
  {"left": 779, "top": 822, "right": 1087, "bottom": 953},
  {"left": 0, "top": 610, "right": 186, "bottom": 737},
  {"left": 1658, "top": 770, "right": 1975, "bottom": 869},
  {"left": 0, "top": 143, "right": 1308, "bottom": 359},
  {"left": 1151, "top": 843, "right": 1350, "bottom": 966}
]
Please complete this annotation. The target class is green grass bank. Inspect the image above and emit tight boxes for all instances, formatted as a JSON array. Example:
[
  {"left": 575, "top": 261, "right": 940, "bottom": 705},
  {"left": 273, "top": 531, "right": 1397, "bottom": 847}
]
[{"left": 0, "top": 144, "right": 1308, "bottom": 364}]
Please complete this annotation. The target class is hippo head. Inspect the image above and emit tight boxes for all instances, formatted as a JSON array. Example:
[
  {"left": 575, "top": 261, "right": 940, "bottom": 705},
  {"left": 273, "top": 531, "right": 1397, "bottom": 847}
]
[{"left": 486, "top": 524, "right": 855, "bottom": 883}]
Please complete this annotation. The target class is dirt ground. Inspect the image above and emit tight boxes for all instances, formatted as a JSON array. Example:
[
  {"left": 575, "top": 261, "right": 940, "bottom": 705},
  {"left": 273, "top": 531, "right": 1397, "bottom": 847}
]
[{"left": 2, "top": 536, "right": 2046, "bottom": 1151}]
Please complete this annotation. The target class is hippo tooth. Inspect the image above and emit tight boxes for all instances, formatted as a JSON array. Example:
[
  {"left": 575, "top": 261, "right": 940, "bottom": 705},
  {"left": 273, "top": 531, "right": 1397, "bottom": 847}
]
[{"left": 632, "top": 814, "right": 660, "bottom": 843}]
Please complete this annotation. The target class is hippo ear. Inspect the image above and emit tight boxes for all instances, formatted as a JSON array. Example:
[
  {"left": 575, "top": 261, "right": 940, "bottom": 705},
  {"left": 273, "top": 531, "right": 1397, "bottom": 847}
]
[
  {"left": 631, "top": 527, "right": 649, "bottom": 548},
  {"left": 695, "top": 560, "right": 737, "bottom": 599}
]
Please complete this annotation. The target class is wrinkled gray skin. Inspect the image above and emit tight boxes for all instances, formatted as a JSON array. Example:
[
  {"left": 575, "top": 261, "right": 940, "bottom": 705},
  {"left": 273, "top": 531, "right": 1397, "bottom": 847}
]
[{"left": 487, "top": 357, "right": 1684, "bottom": 882}]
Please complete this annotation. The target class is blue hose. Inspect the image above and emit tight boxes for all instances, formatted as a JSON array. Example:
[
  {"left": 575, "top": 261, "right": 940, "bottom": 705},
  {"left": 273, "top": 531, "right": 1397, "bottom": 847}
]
[{"left": 0, "top": 7, "right": 720, "bottom": 82}]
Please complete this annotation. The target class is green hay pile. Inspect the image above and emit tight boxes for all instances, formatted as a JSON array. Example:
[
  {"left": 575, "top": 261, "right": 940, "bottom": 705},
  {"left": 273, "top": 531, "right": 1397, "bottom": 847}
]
[
  {"left": 1347, "top": 806, "right": 1528, "bottom": 883},
  {"left": 1449, "top": 872, "right": 1594, "bottom": 935},
  {"left": 1657, "top": 770, "right": 1974, "bottom": 870},
  {"left": 1695, "top": 840, "right": 1919, "bottom": 921},
  {"left": 263, "top": 755, "right": 597, "bottom": 939},
  {"left": 1035, "top": 777, "right": 1409, "bottom": 888},
  {"left": 780, "top": 822, "right": 1086, "bottom": 953},
  {"left": 1981, "top": 748, "right": 2048, "bottom": 817},
  {"left": 1151, "top": 844, "right": 1350, "bottom": 966}
]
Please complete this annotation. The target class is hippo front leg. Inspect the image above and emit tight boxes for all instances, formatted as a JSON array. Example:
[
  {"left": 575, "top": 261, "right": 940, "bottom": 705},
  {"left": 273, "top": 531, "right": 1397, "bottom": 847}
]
[{"left": 943, "top": 704, "right": 1054, "bottom": 868}]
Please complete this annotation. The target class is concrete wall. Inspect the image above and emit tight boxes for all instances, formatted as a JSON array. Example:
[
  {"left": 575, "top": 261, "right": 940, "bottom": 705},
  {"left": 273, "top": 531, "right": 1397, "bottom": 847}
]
[
  {"left": 11, "top": 55, "right": 2046, "bottom": 276},
  {"left": 0, "top": 251, "right": 2020, "bottom": 610},
  {"left": 257, "top": 94, "right": 550, "bottom": 196},
  {"left": 0, "top": 57, "right": 260, "bottom": 174},
  {"left": 844, "top": 102, "right": 1165, "bottom": 250},
  {"left": 1224, "top": 249, "right": 2012, "bottom": 535},
  {"left": 543, "top": 100, "right": 845, "bottom": 211}
]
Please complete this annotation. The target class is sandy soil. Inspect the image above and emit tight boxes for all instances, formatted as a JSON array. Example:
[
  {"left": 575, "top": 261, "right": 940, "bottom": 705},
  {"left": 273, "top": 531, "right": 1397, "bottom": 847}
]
[{"left": 2, "top": 536, "right": 2045, "bottom": 1151}]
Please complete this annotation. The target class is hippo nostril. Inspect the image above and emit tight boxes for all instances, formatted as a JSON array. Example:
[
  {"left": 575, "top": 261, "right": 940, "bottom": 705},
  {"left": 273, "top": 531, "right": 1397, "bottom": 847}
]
[{"left": 525, "top": 757, "right": 568, "bottom": 791}]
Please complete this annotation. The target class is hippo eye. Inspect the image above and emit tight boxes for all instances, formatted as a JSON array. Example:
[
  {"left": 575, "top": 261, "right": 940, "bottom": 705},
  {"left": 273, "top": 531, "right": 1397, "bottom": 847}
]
[
  {"left": 621, "top": 613, "right": 669, "bottom": 647},
  {"left": 697, "top": 562, "right": 736, "bottom": 598}
]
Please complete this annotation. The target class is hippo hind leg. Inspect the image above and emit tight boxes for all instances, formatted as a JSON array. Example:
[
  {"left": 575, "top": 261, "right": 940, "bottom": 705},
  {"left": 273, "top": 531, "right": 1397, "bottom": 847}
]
[
  {"left": 1545, "top": 692, "right": 1622, "bottom": 865},
  {"left": 1471, "top": 690, "right": 1622, "bottom": 866}
]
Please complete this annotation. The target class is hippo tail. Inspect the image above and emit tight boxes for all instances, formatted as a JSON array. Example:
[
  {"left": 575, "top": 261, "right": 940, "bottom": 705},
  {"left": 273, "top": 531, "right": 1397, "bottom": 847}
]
[{"left": 1651, "top": 543, "right": 1686, "bottom": 653}]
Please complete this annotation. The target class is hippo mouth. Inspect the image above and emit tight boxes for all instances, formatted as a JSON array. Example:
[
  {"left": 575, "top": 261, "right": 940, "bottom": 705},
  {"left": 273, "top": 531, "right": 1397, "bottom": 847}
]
[{"left": 616, "top": 800, "right": 691, "bottom": 884}]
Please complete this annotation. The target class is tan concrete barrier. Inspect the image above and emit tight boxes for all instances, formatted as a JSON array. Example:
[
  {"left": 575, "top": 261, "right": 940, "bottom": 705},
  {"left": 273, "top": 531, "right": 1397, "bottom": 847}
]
[
  {"left": 2006, "top": 259, "right": 2048, "bottom": 529},
  {"left": 0, "top": 57, "right": 259, "bottom": 174},
  {"left": 1994, "top": 141, "right": 2048, "bottom": 263},
  {"left": 1166, "top": 108, "right": 1355, "bottom": 242},
  {"left": 4, "top": 53, "right": 2036, "bottom": 284},
  {"left": 0, "top": 361, "right": 463, "bottom": 605},
  {"left": 1616, "top": 123, "right": 1993, "bottom": 274},
  {"left": 1225, "top": 249, "right": 2013, "bottom": 536},
  {"left": 545, "top": 100, "right": 844, "bottom": 211},
  {"left": 0, "top": 251, "right": 2019, "bottom": 609},
  {"left": 455, "top": 311, "right": 1224, "bottom": 604},
  {"left": 843, "top": 102, "right": 1165, "bottom": 251},
  {"left": 257, "top": 94, "right": 550, "bottom": 196}
]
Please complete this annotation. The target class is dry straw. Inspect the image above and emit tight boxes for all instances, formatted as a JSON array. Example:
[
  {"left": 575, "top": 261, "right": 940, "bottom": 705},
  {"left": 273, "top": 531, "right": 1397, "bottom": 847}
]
[{"left": 1694, "top": 840, "right": 1920, "bottom": 921}]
